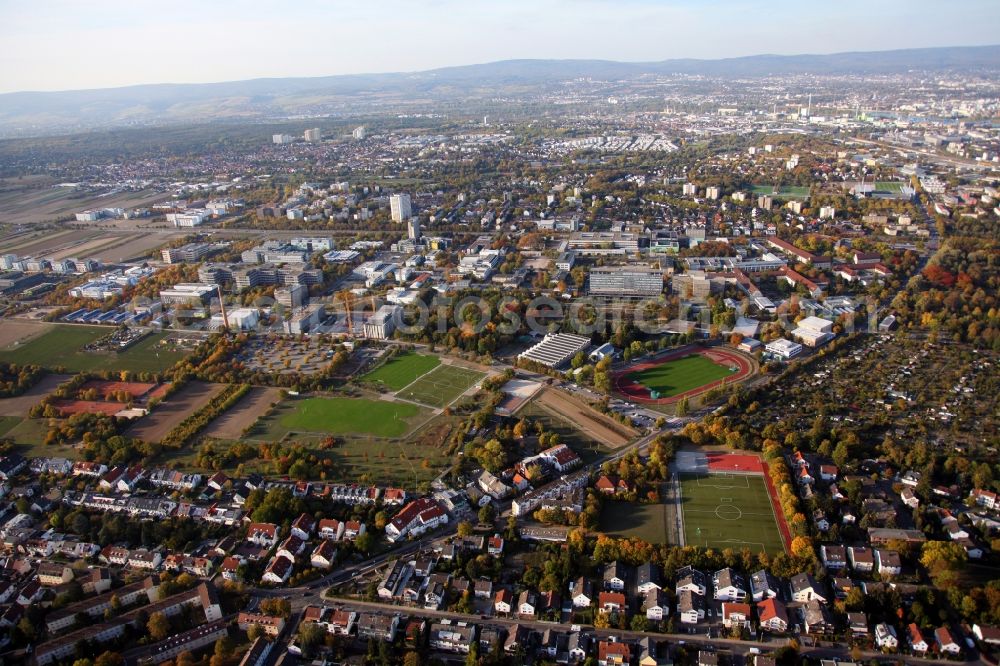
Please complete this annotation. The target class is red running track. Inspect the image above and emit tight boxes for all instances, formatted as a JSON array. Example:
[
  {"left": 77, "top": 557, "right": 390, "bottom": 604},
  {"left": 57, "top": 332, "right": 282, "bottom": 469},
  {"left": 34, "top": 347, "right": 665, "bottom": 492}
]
[
  {"left": 761, "top": 461, "right": 794, "bottom": 554},
  {"left": 612, "top": 346, "right": 754, "bottom": 405}
]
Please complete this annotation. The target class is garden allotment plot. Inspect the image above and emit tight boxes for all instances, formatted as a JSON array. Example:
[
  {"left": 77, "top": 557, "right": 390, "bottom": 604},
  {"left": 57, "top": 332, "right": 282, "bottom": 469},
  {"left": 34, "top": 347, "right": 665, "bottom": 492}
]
[
  {"left": 680, "top": 473, "right": 785, "bottom": 555},
  {"left": 396, "top": 364, "right": 486, "bottom": 408}
]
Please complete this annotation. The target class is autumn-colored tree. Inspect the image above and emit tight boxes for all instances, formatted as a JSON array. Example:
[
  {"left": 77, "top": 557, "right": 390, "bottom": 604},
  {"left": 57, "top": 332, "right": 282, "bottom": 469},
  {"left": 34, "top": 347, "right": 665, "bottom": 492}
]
[
  {"left": 214, "top": 636, "right": 234, "bottom": 658},
  {"left": 260, "top": 597, "right": 291, "bottom": 618},
  {"left": 790, "top": 536, "right": 814, "bottom": 559},
  {"left": 354, "top": 531, "right": 373, "bottom": 554},
  {"left": 676, "top": 396, "right": 689, "bottom": 417},
  {"left": 920, "top": 540, "right": 966, "bottom": 579},
  {"left": 147, "top": 611, "right": 171, "bottom": 641},
  {"left": 94, "top": 653, "right": 124, "bottom": 666}
]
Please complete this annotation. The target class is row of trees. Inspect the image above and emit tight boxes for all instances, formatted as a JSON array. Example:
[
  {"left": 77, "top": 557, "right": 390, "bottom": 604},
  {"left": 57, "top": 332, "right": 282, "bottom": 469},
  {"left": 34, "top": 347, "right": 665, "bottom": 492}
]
[
  {"left": 159, "top": 383, "right": 250, "bottom": 449},
  {"left": 50, "top": 508, "right": 229, "bottom": 553},
  {"left": 0, "top": 362, "right": 45, "bottom": 398},
  {"left": 764, "top": 443, "right": 814, "bottom": 558}
]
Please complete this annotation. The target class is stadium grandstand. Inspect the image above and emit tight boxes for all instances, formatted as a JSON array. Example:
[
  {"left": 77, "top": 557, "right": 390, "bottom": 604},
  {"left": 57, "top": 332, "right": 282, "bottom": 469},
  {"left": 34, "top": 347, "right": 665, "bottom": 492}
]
[{"left": 518, "top": 333, "right": 591, "bottom": 368}]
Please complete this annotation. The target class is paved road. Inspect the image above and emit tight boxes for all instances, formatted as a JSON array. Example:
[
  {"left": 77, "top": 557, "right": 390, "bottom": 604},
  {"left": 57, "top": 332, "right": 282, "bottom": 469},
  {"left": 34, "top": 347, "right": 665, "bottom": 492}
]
[
  {"left": 304, "top": 597, "right": 979, "bottom": 666},
  {"left": 254, "top": 534, "right": 449, "bottom": 604}
]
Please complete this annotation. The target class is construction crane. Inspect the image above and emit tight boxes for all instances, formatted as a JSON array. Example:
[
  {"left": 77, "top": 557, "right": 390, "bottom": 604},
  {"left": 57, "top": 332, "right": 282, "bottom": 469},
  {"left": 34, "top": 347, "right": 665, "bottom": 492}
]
[
  {"left": 336, "top": 289, "right": 354, "bottom": 334},
  {"left": 216, "top": 284, "right": 229, "bottom": 330}
]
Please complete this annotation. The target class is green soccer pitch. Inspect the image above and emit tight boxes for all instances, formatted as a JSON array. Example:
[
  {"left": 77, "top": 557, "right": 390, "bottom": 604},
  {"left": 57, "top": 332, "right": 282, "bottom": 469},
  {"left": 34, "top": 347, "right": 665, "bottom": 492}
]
[
  {"left": 396, "top": 364, "right": 486, "bottom": 408},
  {"left": 680, "top": 473, "right": 786, "bottom": 555},
  {"left": 359, "top": 351, "right": 441, "bottom": 390},
  {"left": 750, "top": 184, "right": 811, "bottom": 199},
  {"left": 626, "top": 354, "right": 733, "bottom": 398},
  {"left": 276, "top": 396, "right": 424, "bottom": 438}
]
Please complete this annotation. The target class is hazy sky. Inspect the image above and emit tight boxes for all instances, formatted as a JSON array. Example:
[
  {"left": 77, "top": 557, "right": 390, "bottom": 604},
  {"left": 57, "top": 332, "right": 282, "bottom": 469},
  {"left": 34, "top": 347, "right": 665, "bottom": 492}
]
[{"left": 1, "top": 0, "right": 997, "bottom": 93}]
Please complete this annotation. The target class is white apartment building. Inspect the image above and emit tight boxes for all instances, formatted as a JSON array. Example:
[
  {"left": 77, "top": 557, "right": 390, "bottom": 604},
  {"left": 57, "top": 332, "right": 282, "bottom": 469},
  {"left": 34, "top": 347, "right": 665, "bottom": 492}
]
[{"left": 390, "top": 194, "right": 412, "bottom": 221}]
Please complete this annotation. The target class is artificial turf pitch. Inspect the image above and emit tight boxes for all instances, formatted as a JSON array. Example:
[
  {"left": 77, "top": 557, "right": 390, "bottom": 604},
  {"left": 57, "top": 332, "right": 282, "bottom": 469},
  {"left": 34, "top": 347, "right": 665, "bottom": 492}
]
[
  {"left": 750, "top": 184, "right": 811, "bottom": 199},
  {"left": 680, "top": 473, "right": 785, "bottom": 555},
  {"left": 359, "top": 351, "right": 441, "bottom": 391},
  {"left": 396, "top": 364, "right": 486, "bottom": 407},
  {"left": 626, "top": 354, "right": 734, "bottom": 398}
]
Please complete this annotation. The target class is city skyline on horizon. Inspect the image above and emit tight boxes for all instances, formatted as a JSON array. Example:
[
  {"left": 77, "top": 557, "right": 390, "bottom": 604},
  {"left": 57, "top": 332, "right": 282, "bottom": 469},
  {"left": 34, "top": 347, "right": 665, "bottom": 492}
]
[{"left": 1, "top": 0, "right": 999, "bottom": 95}]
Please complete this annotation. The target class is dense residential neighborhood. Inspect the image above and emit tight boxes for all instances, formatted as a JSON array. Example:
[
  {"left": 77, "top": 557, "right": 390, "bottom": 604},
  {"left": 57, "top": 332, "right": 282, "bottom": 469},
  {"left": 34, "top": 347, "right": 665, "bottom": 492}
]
[{"left": 0, "top": 16, "right": 997, "bottom": 666}]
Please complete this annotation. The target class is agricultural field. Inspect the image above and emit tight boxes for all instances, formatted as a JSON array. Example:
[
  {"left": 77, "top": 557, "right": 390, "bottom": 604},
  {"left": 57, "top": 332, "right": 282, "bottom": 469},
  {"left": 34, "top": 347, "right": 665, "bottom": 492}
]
[
  {"left": 6, "top": 230, "right": 169, "bottom": 264},
  {"left": 0, "top": 179, "right": 168, "bottom": 226},
  {"left": 396, "top": 364, "right": 486, "bottom": 408},
  {"left": 91, "top": 234, "right": 169, "bottom": 263},
  {"left": 322, "top": 416, "right": 455, "bottom": 486},
  {"left": 253, "top": 396, "right": 426, "bottom": 439},
  {"left": 0, "top": 325, "right": 187, "bottom": 374},
  {"left": 125, "top": 381, "right": 227, "bottom": 443},
  {"left": 623, "top": 354, "right": 734, "bottom": 399},
  {"left": 75, "top": 379, "right": 168, "bottom": 401},
  {"left": 0, "top": 320, "right": 53, "bottom": 349},
  {"left": 51, "top": 400, "right": 126, "bottom": 417},
  {"left": 679, "top": 473, "right": 786, "bottom": 555},
  {"left": 201, "top": 386, "right": 283, "bottom": 440},
  {"left": 534, "top": 388, "right": 634, "bottom": 448},
  {"left": 359, "top": 351, "right": 441, "bottom": 390},
  {"left": 0, "top": 228, "right": 101, "bottom": 256}
]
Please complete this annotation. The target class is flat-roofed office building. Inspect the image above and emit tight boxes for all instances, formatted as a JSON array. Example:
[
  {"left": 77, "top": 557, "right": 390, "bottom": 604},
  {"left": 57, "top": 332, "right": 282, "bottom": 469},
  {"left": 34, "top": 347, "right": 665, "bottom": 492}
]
[
  {"left": 365, "top": 305, "right": 401, "bottom": 340},
  {"left": 589, "top": 266, "right": 663, "bottom": 298},
  {"left": 159, "top": 283, "right": 217, "bottom": 306}
]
